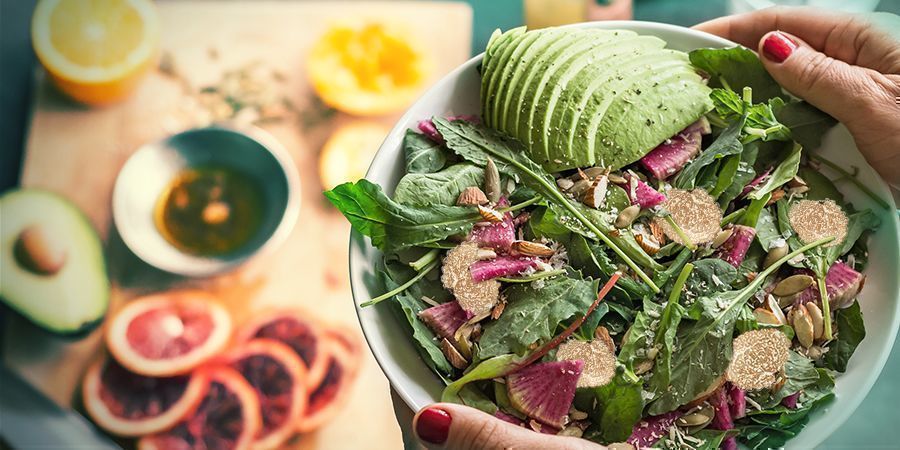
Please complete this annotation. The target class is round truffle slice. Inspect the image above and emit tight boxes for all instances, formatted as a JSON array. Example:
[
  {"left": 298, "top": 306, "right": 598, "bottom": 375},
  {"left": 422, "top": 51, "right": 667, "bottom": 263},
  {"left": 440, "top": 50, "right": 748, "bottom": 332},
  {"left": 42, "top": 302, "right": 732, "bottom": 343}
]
[
  {"left": 726, "top": 329, "right": 790, "bottom": 391},
  {"left": 556, "top": 339, "right": 616, "bottom": 388},
  {"left": 654, "top": 188, "right": 722, "bottom": 246},
  {"left": 788, "top": 199, "right": 848, "bottom": 248},
  {"left": 441, "top": 242, "right": 500, "bottom": 318}
]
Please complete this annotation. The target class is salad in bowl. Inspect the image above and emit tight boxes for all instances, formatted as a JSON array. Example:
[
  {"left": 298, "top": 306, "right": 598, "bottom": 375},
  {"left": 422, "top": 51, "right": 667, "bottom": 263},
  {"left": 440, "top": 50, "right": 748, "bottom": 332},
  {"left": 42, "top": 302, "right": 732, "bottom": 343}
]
[{"left": 327, "top": 23, "right": 897, "bottom": 450}]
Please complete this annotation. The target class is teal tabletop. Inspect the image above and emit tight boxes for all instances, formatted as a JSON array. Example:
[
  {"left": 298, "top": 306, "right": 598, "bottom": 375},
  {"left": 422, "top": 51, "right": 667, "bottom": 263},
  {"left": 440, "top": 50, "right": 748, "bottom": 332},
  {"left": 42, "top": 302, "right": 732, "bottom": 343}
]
[{"left": 461, "top": 1, "right": 900, "bottom": 449}]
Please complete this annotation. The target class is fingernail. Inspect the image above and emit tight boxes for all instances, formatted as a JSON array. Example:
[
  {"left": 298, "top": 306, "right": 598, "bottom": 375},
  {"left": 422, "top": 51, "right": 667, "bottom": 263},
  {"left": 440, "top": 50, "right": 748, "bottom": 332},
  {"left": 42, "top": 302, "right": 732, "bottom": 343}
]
[
  {"left": 416, "top": 407, "right": 451, "bottom": 445},
  {"left": 763, "top": 31, "right": 797, "bottom": 63}
]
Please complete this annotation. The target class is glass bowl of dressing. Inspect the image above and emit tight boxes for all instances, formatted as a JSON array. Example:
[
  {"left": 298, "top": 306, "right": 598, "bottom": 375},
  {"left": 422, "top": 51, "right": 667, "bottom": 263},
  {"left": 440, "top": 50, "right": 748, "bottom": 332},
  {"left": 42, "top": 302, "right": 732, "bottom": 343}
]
[{"left": 112, "top": 125, "right": 300, "bottom": 277}]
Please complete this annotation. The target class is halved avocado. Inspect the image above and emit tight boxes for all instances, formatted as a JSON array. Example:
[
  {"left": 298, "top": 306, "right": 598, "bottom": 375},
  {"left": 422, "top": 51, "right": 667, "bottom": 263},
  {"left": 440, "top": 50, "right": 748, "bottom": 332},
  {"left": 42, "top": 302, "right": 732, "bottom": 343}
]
[
  {"left": 0, "top": 189, "right": 110, "bottom": 336},
  {"left": 486, "top": 30, "right": 545, "bottom": 127},
  {"left": 481, "top": 27, "right": 526, "bottom": 122},
  {"left": 494, "top": 28, "right": 567, "bottom": 134},
  {"left": 545, "top": 35, "right": 665, "bottom": 167},
  {"left": 483, "top": 28, "right": 529, "bottom": 128},
  {"left": 511, "top": 29, "right": 619, "bottom": 144}
]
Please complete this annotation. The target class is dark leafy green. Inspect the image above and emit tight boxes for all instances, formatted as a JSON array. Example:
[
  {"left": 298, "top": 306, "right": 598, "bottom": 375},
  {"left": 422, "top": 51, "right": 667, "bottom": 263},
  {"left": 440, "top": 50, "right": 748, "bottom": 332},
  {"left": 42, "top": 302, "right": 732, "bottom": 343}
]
[
  {"left": 589, "top": 374, "right": 644, "bottom": 443},
  {"left": 442, "top": 354, "right": 519, "bottom": 403},
  {"left": 774, "top": 100, "right": 837, "bottom": 151},
  {"left": 689, "top": 46, "right": 784, "bottom": 102},
  {"left": 746, "top": 142, "right": 801, "bottom": 200},
  {"left": 674, "top": 112, "right": 746, "bottom": 189},
  {"left": 403, "top": 128, "right": 447, "bottom": 173},
  {"left": 394, "top": 163, "right": 484, "bottom": 206},
  {"left": 710, "top": 88, "right": 791, "bottom": 142},
  {"left": 325, "top": 179, "right": 478, "bottom": 252},
  {"left": 478, "top": 275, "right": 600, "bottom": 359},
  {"left": 823, "top": 300, "right": 866, "bottom": 372}
]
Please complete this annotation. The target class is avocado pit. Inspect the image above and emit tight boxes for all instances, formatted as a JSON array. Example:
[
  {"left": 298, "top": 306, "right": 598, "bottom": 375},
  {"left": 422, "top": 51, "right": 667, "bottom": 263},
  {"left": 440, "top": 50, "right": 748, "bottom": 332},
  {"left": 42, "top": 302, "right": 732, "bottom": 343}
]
[{"left": 14, "top": 224, "right": 67, "bottom": 276}]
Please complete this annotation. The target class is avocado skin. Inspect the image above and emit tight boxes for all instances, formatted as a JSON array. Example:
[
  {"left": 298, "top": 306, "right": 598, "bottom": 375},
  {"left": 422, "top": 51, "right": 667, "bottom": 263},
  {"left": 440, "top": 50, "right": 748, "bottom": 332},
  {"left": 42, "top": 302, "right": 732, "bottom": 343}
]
[
  {"left": 0, "top": 302, "right": 105, "bottom": 339},
  {"left": 482, "top": 27, "right": 713, "bottom": 173},
  {"left": 0, "top": 189, "right": 110, "bottom": 338}
]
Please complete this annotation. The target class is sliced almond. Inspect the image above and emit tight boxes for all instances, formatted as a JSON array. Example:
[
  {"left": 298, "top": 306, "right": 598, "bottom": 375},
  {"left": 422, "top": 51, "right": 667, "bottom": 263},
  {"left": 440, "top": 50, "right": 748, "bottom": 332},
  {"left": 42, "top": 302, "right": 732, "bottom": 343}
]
[
  {"left": 582, "top": 175, "right": 609, "bottom": 209},
  {"left": 787, "top": 175, "right": 807, "bottom": 188},
  {"left": 754, "top": 308, "right": 784, "bottom": 326},
  {"left": 773, "top": 275, "right": 815, "bottom": 297},
  {"left": 491, "top": 297, "right": 507, "bottom": 320},
  {"left": 635, "top": 232, "right": 660, "bottom": 256},
  {"left": 594, "top": 326, "right": 615, "bottom": 353},
  {"left": 477, "top": 205, "right": 505, "bottom": 223},
  {"left": 476, "top": 248, "right": 497, "bottom": 260},
  {"left": 511, "top": 240, "right": 555, "bottom": 257},
  {"left": 457, "top": 186, "right": 489, "bottom": 206},
  {"left": 766, "top": 189, "right": 785, "bottom": 206},
  {"left": 441, "top": 338, "right": 469, "bottom": 370}
]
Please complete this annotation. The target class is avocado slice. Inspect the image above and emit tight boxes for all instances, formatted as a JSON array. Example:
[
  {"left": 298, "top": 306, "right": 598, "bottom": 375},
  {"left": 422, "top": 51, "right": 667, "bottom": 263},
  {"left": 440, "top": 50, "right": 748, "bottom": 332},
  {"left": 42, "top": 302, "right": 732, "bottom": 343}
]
[
  {"left": 508, "top": 30, "right": 618, "bottom": 163},
  {"left": 544, "top": 35, "right": 666, "bottom": 168},
  {"left": 481, "top": 27, "right": 525, "bottom": 123},
  {"left": 481, "top": 27, "right": 534, "bottom": 127},
  {"left": 495, "top": 28, "right": 568, "bottom": 136},
  {"left": 486, "top": 30, "right": 545, "bottom": 128},
  {"left": 594, "top": 66, "right": 712, "bottom": 169},
  {"left": 0, "top": 189, "right": 110, "bottom": 336}
]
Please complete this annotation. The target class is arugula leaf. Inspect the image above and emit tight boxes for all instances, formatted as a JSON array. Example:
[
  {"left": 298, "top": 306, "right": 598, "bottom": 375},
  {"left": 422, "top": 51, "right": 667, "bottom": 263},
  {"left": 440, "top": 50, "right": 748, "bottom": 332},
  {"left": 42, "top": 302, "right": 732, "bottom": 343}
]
[
  {"left": 434, "top": 118, "right": 661, "bottom": 291},
  {"left": 674, "top": 113, "right": 746, "bottom": 190},
  {"left": 403, "top": 129, "right": 447, "bottom": 173},
  {"left": 325, "top": 179, "right": 478, "bottom": 252},
  {"left": 647, "top": 237, "right": 833, "bottom": 414},
  {"left": 710, "top": 89, "right": 791, "bottom": 142},
  {"left": 394, "top": 163, "right": 484, "bottom": 206},
  {"left": 689, "top": 47, "right": 784, "bottom": 102},
  {"left": 478, "top": 275, "right": 601, "bottom": 359},
  {"left": 747, "top": 142, "right": 801, "bottom": 200},
  {"left": 442, "top": 354, "right": 519, "bottom": 404},
  {"left": 590, "top": 374, "right": 644, "bottom": 443},
  {"left": 774, "top": 100, "right": 837, "bottom": 151},
  {"left": 822, "top": 300, "right": 866, "bottom": 372}
]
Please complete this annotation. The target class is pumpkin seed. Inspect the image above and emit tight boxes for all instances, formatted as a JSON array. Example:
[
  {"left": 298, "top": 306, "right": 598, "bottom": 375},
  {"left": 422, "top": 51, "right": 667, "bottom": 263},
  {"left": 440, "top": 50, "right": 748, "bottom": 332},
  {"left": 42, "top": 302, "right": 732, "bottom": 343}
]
[
  {"left": 773, "top": 274, "right": 815, "bottom": 297},
  {"left": 570, "top": 179, "right": 592, "bottom": 197},
  {"left": 763, "top": 243, "right": 789, "bottom": 269},
  {"left": 615, "top": 205, "right": 641, "bottom": 229},
  {"left": 805, "top": 302, "right": 825, "bottom": 340},
  {"left": 558, "top": 426, "right": 583, "bottom": 438},
  {"left": 677, "top": 412, "right": 713, "bottom": 428},
  {"left": 556, "top": 177, "right": 575, "bottom": 191},
  {"left": 484, "top": 158, "right": 501, "bottom": 203},
  {"left": 569, "top": 408, "right": 589, "bottom": 421},
  {"left": 581, "top": 167, "right": 607, "bottom": 179},
  {"left": 792, "top": 305, "right": 815, "bottom": 348},
  {"left": 712, "top": 228, "right": 734, "bottom": 248},
  {"left": 766, "top": 295, "right": 788, "bottom": 325},
  {"left": 607, "top": 173, "right": 627, "bottom": 184}
]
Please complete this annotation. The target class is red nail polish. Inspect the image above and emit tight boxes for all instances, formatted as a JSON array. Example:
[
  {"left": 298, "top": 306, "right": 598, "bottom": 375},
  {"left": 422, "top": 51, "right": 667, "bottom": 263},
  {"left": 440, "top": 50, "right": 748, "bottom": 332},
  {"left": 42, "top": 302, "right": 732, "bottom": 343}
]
[
  {"left": 763, "top": 32, "right": 797, "bottom": 63},
  {"left": 416, "top": 408, "right": 452, "bottom": 445}
]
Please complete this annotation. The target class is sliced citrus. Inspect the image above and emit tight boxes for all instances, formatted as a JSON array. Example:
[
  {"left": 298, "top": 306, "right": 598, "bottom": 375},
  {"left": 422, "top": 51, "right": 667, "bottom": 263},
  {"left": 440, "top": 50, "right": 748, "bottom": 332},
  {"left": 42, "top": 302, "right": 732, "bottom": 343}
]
[
  {"left": 31, "top": 0, "right": 160, "bottom": 105},
  {"left": 219, "top": 339, "right": 308, "bottom": 450},
  {"left": 106, "top": 291, "right": 232, "bottom": 377},
  {"left": 307, "top": 21, "right": 432, "bottom": 116},
  {"left": 138, "top": 366, "right": 261, "bottom": 450},
  {"left": 296, "top": 332, "right": 362, "bottom": 433},
  {"left": 235, "top": 309, "right": 330, "bottom": 391},
  {"left": 318, "top": 122, "right": 389, "bottom": 190},
  {"left": 82, "top": 356, "right": 209, "bottom": 437}
]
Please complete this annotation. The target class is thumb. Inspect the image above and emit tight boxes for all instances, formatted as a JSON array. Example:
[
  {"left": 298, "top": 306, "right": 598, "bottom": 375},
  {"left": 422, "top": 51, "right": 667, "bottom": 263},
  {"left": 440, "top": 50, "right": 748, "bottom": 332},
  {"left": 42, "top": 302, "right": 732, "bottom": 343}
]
[
  {"left": 757, "top": 30, "right": 893, "bottom": 128},
  {"left": 412, "top": 403, "right": 604, "bottom": 450}
]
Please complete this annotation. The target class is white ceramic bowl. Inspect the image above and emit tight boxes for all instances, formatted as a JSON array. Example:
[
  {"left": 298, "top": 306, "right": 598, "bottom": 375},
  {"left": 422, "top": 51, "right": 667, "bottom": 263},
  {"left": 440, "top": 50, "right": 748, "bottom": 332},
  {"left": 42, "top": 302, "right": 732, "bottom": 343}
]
[{"left": 348, "top": 21, "right": 900, "bottom": 448}]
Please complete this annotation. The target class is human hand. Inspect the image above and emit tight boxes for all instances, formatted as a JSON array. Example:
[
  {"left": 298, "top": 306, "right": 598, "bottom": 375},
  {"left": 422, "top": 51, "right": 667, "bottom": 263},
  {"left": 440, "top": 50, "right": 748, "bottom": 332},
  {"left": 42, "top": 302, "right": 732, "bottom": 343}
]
[{"left": 694, "top": 7, "right": 900, "bottom": 188}]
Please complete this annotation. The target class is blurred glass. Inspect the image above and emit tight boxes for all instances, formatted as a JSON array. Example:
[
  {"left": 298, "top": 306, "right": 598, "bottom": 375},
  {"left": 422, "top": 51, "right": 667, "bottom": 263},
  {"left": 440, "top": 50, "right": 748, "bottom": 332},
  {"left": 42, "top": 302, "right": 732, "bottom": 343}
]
[
  {"left": 525, "top": 0, "right": 632, "bottom": 29},
  {"left": 730, "top": 0, "right": 881, "bottom": 13}
]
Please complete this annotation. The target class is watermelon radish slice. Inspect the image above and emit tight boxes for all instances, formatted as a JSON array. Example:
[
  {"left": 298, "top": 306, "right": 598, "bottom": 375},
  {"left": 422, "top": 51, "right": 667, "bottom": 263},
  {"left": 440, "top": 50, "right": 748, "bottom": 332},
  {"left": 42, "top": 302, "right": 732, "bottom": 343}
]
[
  {"left": 470, "top": 217, "right": 517, "bottom": 252},
  {"left": 470, "top": 256, "right": 540, "bottom": 281},
  {"left": 627, "top": 411, "right": 682, "bottom": 448},
  {"left": 727, "top": 383, "right": 747, "bottom": 419},
  {"left": 794, "top": 261, "right": 865, "bottom": 310},
  {"left": 418, "top": 301, "right": 468, "bottom": 340},
  {"left": 715, "top": 225, "right": 757, "bottom": 267},
  {"left": 741, "top": 167, "right": 772, "bottom": 197},
  {"left": 708, "top": 387, "right": 734, "bottom": 431},
  {"left": 639, "top": 118, "right": 710, "bottom": 180},
  {"left": 622, "top": 173, "right": 667, "bottom": 209},
  {"left": 781, "top": 392, "right": 800, "bottom": 409},
  {"left": 138, "top": 367, "right": 261, "bottom": 450},
  {"left": 236, "top": 309, "right": 331, "bottom": 391},
  {"left": 106, "top": 291, "right": 232, "bottom": 377},
  {"left": 82, "top": 357, "right": 209, "bottom": 437},
  {"left": 506, "top": 359, "right": 584, "bottom": 429},
  {"left": 221, "top": 339, "right": 308, "bottom": 450}
]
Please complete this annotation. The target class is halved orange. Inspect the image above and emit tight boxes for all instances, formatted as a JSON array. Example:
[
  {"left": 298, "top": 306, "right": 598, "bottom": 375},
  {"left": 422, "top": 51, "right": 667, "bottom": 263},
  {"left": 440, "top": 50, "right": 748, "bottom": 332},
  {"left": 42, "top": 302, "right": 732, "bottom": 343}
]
[
  {"left": 307, "top": 21, "right": 432, "bottom": 116},
  {"left": 318, "top": 122, "right": 389, "bottom": 190},
  {"left": 31, "top": 0, "right": 160, "bottom": 105}
]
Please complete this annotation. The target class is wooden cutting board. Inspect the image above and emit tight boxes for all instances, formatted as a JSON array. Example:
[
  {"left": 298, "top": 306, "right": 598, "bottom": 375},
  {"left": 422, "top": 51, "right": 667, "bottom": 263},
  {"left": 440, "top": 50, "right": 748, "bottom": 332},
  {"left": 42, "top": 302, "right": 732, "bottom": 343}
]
[{"left": 4, "top": 2, "right": 471, "bottom": 449}]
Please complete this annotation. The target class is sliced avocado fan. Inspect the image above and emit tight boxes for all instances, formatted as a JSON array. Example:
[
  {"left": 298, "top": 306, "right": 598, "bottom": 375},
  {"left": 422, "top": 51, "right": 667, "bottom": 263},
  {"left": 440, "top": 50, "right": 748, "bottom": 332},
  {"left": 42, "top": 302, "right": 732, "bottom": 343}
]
[
  {"left": 483, "top": 27, "right": 713, "bottom": 172},
  {"left": 0, "top": 189, "right": 110, "bottom": 336}
]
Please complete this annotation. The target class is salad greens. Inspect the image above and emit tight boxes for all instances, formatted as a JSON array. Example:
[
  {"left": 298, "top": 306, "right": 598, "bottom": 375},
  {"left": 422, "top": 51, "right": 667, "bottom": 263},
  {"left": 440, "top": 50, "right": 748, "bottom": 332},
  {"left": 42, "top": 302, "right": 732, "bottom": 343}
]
[{"left": 326, "top": 27, "right": 883, "bottom": 449}]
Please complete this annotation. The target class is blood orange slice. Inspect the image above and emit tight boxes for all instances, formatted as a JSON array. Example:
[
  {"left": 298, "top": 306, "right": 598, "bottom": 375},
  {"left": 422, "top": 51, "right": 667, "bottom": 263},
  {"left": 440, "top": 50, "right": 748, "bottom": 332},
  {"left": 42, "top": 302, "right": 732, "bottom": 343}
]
[
  {"left": 236, "top": 309, "right": 329, "bottom": 390},
  {"left": 138, "top": 367, "right": 261, "bottom": 450},
  {"left": 82, "top": 357, "right": 208, "bottom": 437},
  {"left": 220, "top": 339, "right": 308, "bottom": 450},
  {"left": 296, "top": 333, "right": 362, "bottom": 433},
  {"left": 107, "top": 291, "right": 232, "bottom": 377}
]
